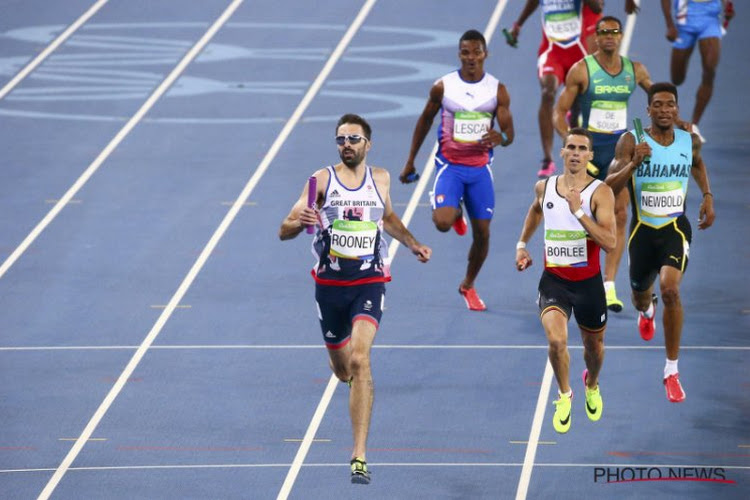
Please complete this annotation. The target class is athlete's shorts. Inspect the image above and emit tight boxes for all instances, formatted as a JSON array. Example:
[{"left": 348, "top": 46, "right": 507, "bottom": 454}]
[
  {"left": 582, "top": 3, "right": 603, "bottom": 43},
  {"left": 314, "top": 282, "right": 385, "bottom": 349},
  {"left": 538, "top": 270, "right": 607, "bottom": 332},
  {"left": 432, "top": 155, "right": 495, "bottom": 220},
  {"left": 628, "top": 215, "right": 692, "bottom": 292},
  {"left": 673, "top": 16, "right": 723, "bottom": 50},
  {"left": 589, "top": 139, "right": 618, "bottom": 180},
  {"left": 537, "top": 37, "right": 587, "bottom": 84}
]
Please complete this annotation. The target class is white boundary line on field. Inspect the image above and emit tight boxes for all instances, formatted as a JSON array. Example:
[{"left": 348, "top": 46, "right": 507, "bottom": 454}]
[
  {"left": 0, "top": 0, "right": 110, "bottom": 101},
  {"left": 35, "top": 1, "right": 246, "bottom": 498}
]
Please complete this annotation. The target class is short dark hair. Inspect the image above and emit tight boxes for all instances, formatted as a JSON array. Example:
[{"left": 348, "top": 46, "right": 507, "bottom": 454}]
[
  {"left": 648, "top": 82, "right": 679, "bottom": 105},
  {"left": 596, "top": 15, "right": 622, "bottom": 32},
  {"left": 565, "top": 127, "right": 593, "bottom": 148},
  {"left": 459, "top": 29, "right": 487, "bottom": 51},
  {"left": 336, "top": 113, "right": 371, "bottom": 140}
]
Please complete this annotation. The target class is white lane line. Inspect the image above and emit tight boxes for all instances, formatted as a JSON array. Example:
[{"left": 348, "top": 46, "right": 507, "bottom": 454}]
[
  {"left": 274, "top": 3, "right": 379, "bottom": 498},
  {"left": 515, "top": 360, "right": 554, "bottom": 500},
  {"left": 0, "top": 0, "right": 110, "bottom": 101},
  {"left": 515, "top": 8, "right": 641, "bottom": 499},
  {"left": 35, "top": 2, "right": 246, "bottom": 499},
  {"left": 3, "top": 344, "right": 749, "bottom": 352},
  {"left": 7, "top": 461, "right": 750, "bottom": 474}
]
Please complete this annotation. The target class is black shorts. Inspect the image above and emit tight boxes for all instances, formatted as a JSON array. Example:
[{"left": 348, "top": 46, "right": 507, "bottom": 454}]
[
  {"left": 538, "top": 270, "right": 607, "bottom": 332},
  {"left": 314, "top": 282, "right": 385, "bottom": 349},
  {"left": 628, "top": 215, "right": 692, "bottom": 292}
]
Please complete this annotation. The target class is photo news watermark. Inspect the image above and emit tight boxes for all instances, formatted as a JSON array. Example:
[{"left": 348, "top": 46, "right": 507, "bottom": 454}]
[{"left": 594, "top": 467, "right": 736, "bottom": 484}]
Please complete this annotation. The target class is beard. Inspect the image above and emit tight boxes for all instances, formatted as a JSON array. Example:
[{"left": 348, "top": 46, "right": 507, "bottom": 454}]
[{"left": 339, "top": 148, "right": 363, "bottom": 168}]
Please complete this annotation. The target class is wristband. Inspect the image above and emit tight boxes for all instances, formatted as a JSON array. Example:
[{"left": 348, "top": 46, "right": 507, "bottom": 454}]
[
  {"left": 516, "top": 241, "right": 526, "bottom": 250},
  {"left": 702, "top": 192, "right": 713, "bottom": 198},
  {"left": 574, "top": 208, "right": 585, "bottom": 220}
]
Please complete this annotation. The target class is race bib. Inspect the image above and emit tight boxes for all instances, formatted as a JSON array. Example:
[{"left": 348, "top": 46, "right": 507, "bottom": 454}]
[
  {"left": 543, "top": 11, "right": 581, "bottom": 42},
  {"left": 640, "top": 181, "right": 685, "bottom": 218},
  {"left": 545, "top": 229, "right": 587, "bottom": 267},
  {"left": 453, "top": 111, "right": 492, "bottom": 143},
  {"left": 329, "top": 219, "right": 378, "bottom": 260},
  {"left": 588, "top": 101, "right": 627, "bottom": 134}
]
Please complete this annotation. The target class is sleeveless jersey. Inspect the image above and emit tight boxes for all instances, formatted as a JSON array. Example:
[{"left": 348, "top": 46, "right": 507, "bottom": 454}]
[
  {"left": 540, "top": 0, "right": 584, "bottom": 48},
  {"left": 542, "top": 176, "right": 604, "bottom": 281},
  {"left": 629, "top": 129, "right": 692, "bottom": 229},
  {"left": 673, "top": 0, "right": 722, "bottom": 24},
  {"left": 312, "top": 166, "right": 390, "bottom": 285},
  {"left": 580, "top": 55, "right": 636, "bottom": 147},
  {"left": 437, "top": 70, "right": 499, "bottom": 167}
]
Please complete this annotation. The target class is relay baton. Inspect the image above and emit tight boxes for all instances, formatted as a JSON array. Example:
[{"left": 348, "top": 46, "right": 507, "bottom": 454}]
[
  {"left": 406, "top": 172, "right": 420, "bottom": 183},
  {"left": 306, "top": 176, "right": 316, "bottom": 234},
  {"left": 633, "top": 118, "right": 650, "bottom": 163}
]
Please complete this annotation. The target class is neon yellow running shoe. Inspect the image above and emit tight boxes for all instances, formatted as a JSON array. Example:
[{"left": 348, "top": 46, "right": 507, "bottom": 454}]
[
  {"left": 350, "top": 457, "right": 370, "bottom": 484},
  {"left": 606, "top": 286, "right": 624, "bottom": 313},
  {"left": 552, "top": 392, "right": 572, "bottom": 434},
  {"left": 582, "top": 369, "right": 603, "bottom": 422}
]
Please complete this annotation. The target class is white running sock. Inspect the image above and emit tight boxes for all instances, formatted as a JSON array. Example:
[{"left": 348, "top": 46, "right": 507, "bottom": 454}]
[
  {"left": 642, "top": 301, "right": 654, "bottom": 319},
  {"left": 559, "top": 389, "right": 572, "bottom": 399},
  {"left": 604, "top": 281, "right": 615, "bottom": 293},
  {"left": 664, "top": 358, "right": 679, "bottom": 378}
]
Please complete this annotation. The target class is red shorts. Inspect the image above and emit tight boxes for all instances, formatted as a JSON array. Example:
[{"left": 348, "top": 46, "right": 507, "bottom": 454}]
[{"left": 536, "top": 37, "right": 586, "bottom": 84}]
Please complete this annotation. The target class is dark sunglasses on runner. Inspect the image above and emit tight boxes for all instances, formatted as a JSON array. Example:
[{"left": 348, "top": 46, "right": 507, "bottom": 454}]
[
  {"left": 335, "top": 134, "right": 368, "bottom": 146},
  {"left": 596, "top": 28, "right": 621, "bottom": 36}
]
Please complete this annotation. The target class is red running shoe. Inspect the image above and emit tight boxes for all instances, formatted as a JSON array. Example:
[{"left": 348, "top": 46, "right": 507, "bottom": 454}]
[
  {"left": 664, "top": 373, "right": 686, "bottom": 403},
  {"left": 453, "top": 211, "right": 467, "bottom": 236},
  {"left": 637, "top": 294, "right": 657, "bottom": 341},
  {"left": 459, "top": 286, "right": 486, "bottom": 311}
]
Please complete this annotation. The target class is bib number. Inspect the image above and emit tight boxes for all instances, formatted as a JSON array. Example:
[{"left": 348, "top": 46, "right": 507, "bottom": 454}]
[
  {"left": 588, "top": 101, "right": 627, "bottom": 134},
  {"left": 545, "top": 229, "right": 587, "bottom": 267},
  {"left": 640, "top": 181, "right": 685, "bottom": 218},
  {"left": 329, "top": 219, "right": 378, "bottom": 260},
  {"left": 543, "top": 12, "right": 581, "bottom": 42},
  {"left": 453, "top": 111, "right": 492, "bottom": 143}
]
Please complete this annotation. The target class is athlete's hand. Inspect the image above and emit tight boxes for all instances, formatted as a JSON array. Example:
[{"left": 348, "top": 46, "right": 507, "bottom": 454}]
[
  {"left": 510, "top": 22, "right": 521, "bottom": 40},
  {"left": 481, "top": 129, "right": 506, "bottom": 149},
  {"left": 698, "top": 195, "right": 715, "bottom": 230},
  {"left": 516, "top": 248, "right": 532, "bottom": 271},
  {"left": 298, "top": 206, "right": 319, "bottom": 229},
  {"left": 625, "top": 0, "right": 639, "bottom": 15},
  {"left": 632, "top": 142, "right": 652, "bottom": 168},
  {"left": 412, "top": 244, "right": 432, "bottom": 263},
  {"left": 399, "top": 162, "right": 418, "bottom": 184},
  {"left": 564, "top": 186, "right": 583, "bottom": 214},
  {"left": 665, "top": 25, "right": 678, "bottom": 42}
]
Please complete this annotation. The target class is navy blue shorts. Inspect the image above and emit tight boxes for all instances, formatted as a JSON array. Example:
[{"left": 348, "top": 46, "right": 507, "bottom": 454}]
[
  {"left": 431, "top": 154, "right": 495, "bottom": 220},
  {"left": 314, "top": 282, "right": 385, "bottom": 349}
]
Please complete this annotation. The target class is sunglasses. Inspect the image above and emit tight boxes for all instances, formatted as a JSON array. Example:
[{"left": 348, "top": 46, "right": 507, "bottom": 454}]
[
  {"left": 335, "top": 134, "right": 368, "bottom": 146},
  {"left": 596, "top": 28, "right": 622, "bottom": 36}
]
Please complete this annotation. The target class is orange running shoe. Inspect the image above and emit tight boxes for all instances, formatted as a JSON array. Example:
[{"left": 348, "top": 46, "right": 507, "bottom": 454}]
[
  {"left": 459, "top": 286, "right": 486, "bottom": 311},
  {"left": 664, "top": 373, "right": 686, "bottom": 403}
]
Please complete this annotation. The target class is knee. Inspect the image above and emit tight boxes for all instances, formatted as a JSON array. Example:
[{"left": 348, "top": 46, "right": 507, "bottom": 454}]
[
  {"left": 661, "top": 285, "right": 681, "bottom": 307},
  {"left": 540, "top": 86, "right": 556, "bottom": 105},
  {"left": 615, "top": 207, "right": 628, "bottom": 226},
  {"left": 349, "top": 351, "right": 371, "bottom": 376},
  {"left": 432, "top": 213, "right": 453, "bottom": 232},
  {"left": 548, "top": 336, "right": 568, "bottom": 354}
]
